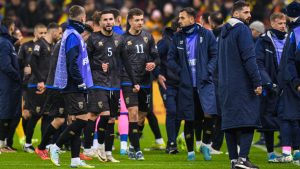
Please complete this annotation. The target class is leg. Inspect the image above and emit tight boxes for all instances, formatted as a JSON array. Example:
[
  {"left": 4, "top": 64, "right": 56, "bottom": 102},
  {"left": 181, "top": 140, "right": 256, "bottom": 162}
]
[{"left": 225, "top": 129, "right": 238, "bottom": 160}]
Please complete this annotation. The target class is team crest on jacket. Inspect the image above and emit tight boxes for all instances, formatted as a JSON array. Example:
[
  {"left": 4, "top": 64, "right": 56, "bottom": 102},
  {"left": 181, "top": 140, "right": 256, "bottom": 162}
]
[
  {"left": 36, "top": 106, "right": 41, "bottom": 113},
  {"left": 143, "top": 37, "right": 148, "bottom": 43},
  {"left": 59, "top": 108, "right": 64, "bottom": 114},
  {"left": 115, "top": 40, "right": 119, "bottom": 47},
  {"left": 78, "top": 102, "right": 84, "bottom": 109},
  {"left": 98, "top": 101, "right": 103, "bottom": 109},
  {"left": 127, "top": 41, "right": 132, "bottom": 45},
  {"left": 98, "top": 41, "right": 103, "bottom": 46}
]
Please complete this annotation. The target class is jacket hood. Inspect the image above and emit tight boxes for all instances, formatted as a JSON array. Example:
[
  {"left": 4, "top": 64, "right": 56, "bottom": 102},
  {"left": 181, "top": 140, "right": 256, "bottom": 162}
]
[
  {"left": 221, "top": 18, "right": 244, "bottom": 38},
  {"left": 162, "top": 27, "right": 175, "bottom": 39}
]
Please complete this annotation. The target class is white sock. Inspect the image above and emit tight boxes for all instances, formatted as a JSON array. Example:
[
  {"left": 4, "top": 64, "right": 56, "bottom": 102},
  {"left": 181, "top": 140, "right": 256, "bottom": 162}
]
[
  {"left": 196, "top": 141, "right": 202, "bottom": 147},
  {"left": 92, "top": 139, "right": 99, "bottom": 148},
  {"left": 25, "top": 143, "right": 32, "bottom": 147},
  {"left": 106, "top": 151, "right": 112, "bottom": 156},
  {"left": 188, "top": 151, "right": 195, "bottom": 156},
  {"left": 121, "top": 141, "right": 127, "bottom": 150},
  {"left": 84, "top": 148, "right": 91, "bottom": 152},
  {"left": 99, "top": 144, "right": 104, "bottom": 149},
  {"left": 241, "top": 157, "right": 247, "bottom": 162},
  {"left": 155, "top": 138, "right": 164, "bottom": 144},
  {"left": 52, "top": 144, "right": 60, "bottom": 150},
  {"left": 231, "top": 159, "right": 237, "bottom": 163},
  {"left": 129, "top": 144, "right": 134, "bottom": 149},
  {"left": 71, "top": 157, "right": 81, "bottom": 164}
]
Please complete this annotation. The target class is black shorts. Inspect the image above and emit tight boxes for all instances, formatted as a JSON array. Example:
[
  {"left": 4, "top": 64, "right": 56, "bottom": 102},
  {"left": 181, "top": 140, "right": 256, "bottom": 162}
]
[
  {"left": 87, "top": 89, "right": 120, "bottom": 117},
  {"left": 27, "top": 88, "right": 47, "bottom": 116},
  {"left": 44, "top": 89, "right": 66, "bottom": 118},
  {"left": 122, "top": 86, "right": 152, "bottom": 112},
  {"left": 63, "top": 93, "right": 87, "bottom": 115}
]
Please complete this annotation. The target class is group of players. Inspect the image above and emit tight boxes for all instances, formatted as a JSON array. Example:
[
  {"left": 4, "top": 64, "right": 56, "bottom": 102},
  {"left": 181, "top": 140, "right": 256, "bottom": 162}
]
[{"left": 0, "top": 0, "right": 300, "bottom": 169}]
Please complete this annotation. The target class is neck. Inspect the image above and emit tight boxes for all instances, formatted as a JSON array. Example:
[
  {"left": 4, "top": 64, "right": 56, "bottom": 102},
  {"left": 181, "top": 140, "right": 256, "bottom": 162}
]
[
  {"left": 101, "top": 29, "right": 113, "bottom": 36},
  {"left": 129, "top": 28, "right": 141, "bottom": 35}
]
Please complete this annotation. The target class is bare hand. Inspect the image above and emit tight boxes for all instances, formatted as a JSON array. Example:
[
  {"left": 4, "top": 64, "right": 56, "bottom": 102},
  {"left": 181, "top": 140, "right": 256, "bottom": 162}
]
[
  {"left": 24, "top": 66, "right": 31, "bottom": 75},
  {"left": 297, "top": 86, "right": 300, "bottom": 92},
  {"left": 145, "top": 62, "right": 156, "bottom": 72},
  {"left": 254, "top": 86, "right": 262, "bottom": 96},
  {"left": 158, "top": 75, "right": 167, "bottom": 90},
  {"left": 102, "top": 63, "right": 109, "bottom": 72},
  {"left": 133, "top": 84, "right": 140, "bottom": 93}
]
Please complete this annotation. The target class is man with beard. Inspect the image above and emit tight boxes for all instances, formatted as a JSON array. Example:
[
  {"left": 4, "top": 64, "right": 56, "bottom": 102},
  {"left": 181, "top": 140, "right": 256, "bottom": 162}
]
[
  {"left": 18, "top": 24, "right": 47, "bottom": 145},
  {"left": 168, "top": 7, "right": 217, "bottom": 161},
  {"left": 218, "top": 1, "right": 262, "bottom": 168},
  {"left": 24, "top": 22, "right": 61, "bottom": 153},
  {"left": 120, "top": 8, "right": 159, "bottom": 161},
  {"left": 255, "top": 12, "right": 287, "bottom": 162},
  {"left": 84, "top": 9, "right": 121, "bottom": 163}
]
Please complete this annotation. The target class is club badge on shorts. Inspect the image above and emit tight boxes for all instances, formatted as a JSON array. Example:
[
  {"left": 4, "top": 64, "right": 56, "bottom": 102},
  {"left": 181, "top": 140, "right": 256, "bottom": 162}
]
[
  {"left": 36, "top": 106, "right": 41, "bottom": 113},
  {"left": 98, "top": 101, "right": 103, "bottom": 109},
  {"left": 78, "top": 102, "right": 84, "bottom": 109},
  {"left": 59, "top": 108, "right": 64, "bottom": 114}
]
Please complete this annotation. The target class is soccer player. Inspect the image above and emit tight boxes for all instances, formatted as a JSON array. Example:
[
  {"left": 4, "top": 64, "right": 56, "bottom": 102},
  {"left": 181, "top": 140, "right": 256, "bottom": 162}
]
[
  {"left": 120, "top": 8, "right": 159, "bottom": 160},
  {"left": 218, "top": 1, "right": 262, "bottom": 168},
  {"left": 49, "top": 5, "right": 94, "bottom": 168},
  {"left": 255, "top": 12, "right": 287, "bottom": 162},
  {"left": 85, "top": 9, "right": 121, "bottom": 163},
  {"left": 18, "top": 24, "right": 47, "bottom": 145},
  {"left": 277, "top": 1, "right": 300, "bottom": 163},
  {"left": 24, "top": 23, "right": 61, "bottom": 153},
  {"left": 168, "top": 7, "right": 218, "bottom": 161},
  {"left": 156, "top": 18, "right": 181, "bottom": 154}
]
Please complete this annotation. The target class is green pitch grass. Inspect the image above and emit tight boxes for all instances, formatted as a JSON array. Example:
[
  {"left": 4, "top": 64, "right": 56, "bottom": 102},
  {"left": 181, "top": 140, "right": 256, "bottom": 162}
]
[{"left": 0, "top": 124, "right": 297, "bottom": 169}]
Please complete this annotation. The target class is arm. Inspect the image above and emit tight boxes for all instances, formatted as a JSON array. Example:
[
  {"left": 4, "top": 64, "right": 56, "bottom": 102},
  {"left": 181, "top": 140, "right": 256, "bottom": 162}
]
[
  {"left": 30, "top": 43, "right": 44, "bottom": 82},
  {"left": 148, "top": 34, "right": 160, "bottom": 66},
  {"left": 167, "top": 36, "right": 181, "bottom": 75},
  {"left": 207, "top": 31, "right": 218, "bottom": 76},
  {"left": 65, "top": 34, "right": 84, "bottom": 86},
  {"left": 0, "top": 42, "right": 20, "bottom": 82},
  {"left": 152, "top": 39, "right": 166, "bottom": 78},
  {"left": 255, "top": 38, "right": 272, "bottom": 85},
  {"left": 237, "top": 26, "right": 262, "bottom": 88},
  {"left": 286, "top": 32, "right": 300, "bottom": 90}
]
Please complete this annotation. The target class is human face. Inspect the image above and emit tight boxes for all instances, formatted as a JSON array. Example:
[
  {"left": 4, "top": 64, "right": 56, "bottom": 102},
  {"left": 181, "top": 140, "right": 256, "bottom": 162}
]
[
  {"left": 178, "top": 11, "right": 194, "bottom": 28},
  {"left": 34, "top": 27, "right": 47, "bottom": 39},
  {"left": 233, "top": 6, "right": 251, "bottom": 24},
  {"left": 271, "top": 18, "right": 286, "bottom": 32},
  {"left": 100, "top": 13, "right": 115, "bottom": 33},
  {"left": 51, "top": 28, "right": 62, "bottom": 42},
  {"left": 129, "top": 15, "right": 144, "bottom": 32},
  {"left": 8, "top": 23, "right": 15, "bottom": 36}
]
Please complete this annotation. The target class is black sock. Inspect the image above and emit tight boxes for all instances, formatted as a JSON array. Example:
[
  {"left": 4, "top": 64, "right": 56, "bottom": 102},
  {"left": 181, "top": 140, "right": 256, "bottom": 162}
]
[
  {"left": 129, "top": 122, "right": 140, "bottom": 152},
  {"left": 56, "top": 119, "right": 87, "bottom": 148},
  {"left": 71, "top": 134, "right": 81, "bottom": 158},
  {"left": 239, "top": 128, "right": 254, "bottom": 158},
  {"left": 25, "top": 115, "right": 40, "bottom": 144},
  {"left": 202, "top": 117, "right": 215, "bottom": 144},
  {"left": 7, "top": 118, "right": 20, "bottom": 147},
  {"left": 138, "top": 124, "right": 144, "bottom": 138},
  {"left": 97, "top": 116, "right": 109, "bottom": 144},
  {"left": 184, "top": 120, "right": 194, "bottom": 152},
  {"left": 38, "top": 124, "right": 57, "bottom": 150},
  {"left": 84, "top": 120, "right": 95, "bottom": 149},
  {"left": 41, "top": 115, "right": 53, "bottom": 138},
  {"left": 147, "top": 112, "right": 162, "bottom": 139},
  {"left": 22, "top": 117, "right": 28, "bottom": 136},
  {"left": 225, "top": 129, "right": 238, "bottom": 160},
  {"left": 264, "top": 131, "right": 274, "bottom": 153},
  {"left": 105, "top": 122, "right": 115, "bottom": 152}
]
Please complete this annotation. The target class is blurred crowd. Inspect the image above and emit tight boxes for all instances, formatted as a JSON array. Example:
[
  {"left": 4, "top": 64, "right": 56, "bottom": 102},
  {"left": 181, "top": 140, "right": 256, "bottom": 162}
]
[{"left": 0, "top": 0, "right": 296, "bottom": 42}]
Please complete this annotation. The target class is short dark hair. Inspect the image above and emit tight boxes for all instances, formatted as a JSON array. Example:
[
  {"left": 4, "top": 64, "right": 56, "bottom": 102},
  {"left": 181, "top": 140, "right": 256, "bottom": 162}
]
[
  {"left": 84, "top": 24, "right": 94, "bottom": 33},
  {"left": 92, "top": 11, "right": 101, "bottom": 25},
  {"left": 202, "top": 12, "right": 211, "bottom": 24},
  {"left": 99, "top": 9, "right": 114, "bottom": 19},
  {"left": 231, "top": 0, "right": 250, "bottom": 15},
  {"left": 270, "top": 12, "right": 286, "bottom": 22},
  {"left": 1, "top": 17, "right": 15, "bottom": 29},
  {"left": 210, "top": 11, "right": 224, "bottom": 26},
  {"left": 127, "top": 8, "right": 144, "bottom": 20},
  {"left": 69, "top": 5, "right": 85, "bottom": 19},
  {"left": 47, "top": 22, "right": 59, "bottom": 30},
  {"left": 171, "top": 17, "right": 180, "bottom": 31},
  {"left": 110, "top": 8, "right": 121, "bottom": 19},
  {"left": 179, "top": 7, "right": 197, "bottom": 19}
]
